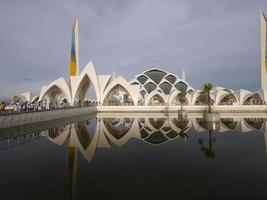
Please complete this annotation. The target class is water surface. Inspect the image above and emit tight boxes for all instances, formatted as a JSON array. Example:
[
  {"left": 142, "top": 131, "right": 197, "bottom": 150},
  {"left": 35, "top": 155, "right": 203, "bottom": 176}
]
[{"left": 0, "top": 114, "right": 267, "bottom": 200}]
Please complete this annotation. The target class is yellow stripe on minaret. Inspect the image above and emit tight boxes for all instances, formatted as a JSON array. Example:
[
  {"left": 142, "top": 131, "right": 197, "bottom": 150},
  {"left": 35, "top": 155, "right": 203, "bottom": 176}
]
[
  {"left": 69, "top": 59, "right": 77, "bottom": 76},
  {"left": 265, "top": 59, "right": 267, "bottom": 72}
]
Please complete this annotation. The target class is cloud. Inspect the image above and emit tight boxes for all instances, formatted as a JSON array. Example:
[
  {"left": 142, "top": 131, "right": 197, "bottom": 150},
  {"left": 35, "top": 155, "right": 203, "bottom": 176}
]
[{"left": 0, "top": 0, "right": 266, "bottom": 99}]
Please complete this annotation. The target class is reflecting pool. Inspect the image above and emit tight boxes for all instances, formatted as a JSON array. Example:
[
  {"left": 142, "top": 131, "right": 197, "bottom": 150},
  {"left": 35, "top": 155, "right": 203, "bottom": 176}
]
[{"left": 1, "top": 113, "right": 267, "bottom": 199}]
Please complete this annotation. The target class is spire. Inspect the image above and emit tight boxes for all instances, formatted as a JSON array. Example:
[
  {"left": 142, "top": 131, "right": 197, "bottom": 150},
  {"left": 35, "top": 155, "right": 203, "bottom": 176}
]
[
  {"left": 112, "top": 71, "right": 116, "bottom": 81},
  {"left": 69, "top": 18, "right": 79, "bottom": 77},
  {"left": 261, "top": 11, "right": 267, "bottom": 89},
  {"left": 182, "top": 69, "right": 186, "bottom": 81},
  {"left": 261, "top": 10, "right": 267, "bottom": 22}
]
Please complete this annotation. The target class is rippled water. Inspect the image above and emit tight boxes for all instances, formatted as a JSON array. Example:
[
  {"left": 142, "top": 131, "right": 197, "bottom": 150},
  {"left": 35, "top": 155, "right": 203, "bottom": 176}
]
[{"left": 1, "top": 114, "right": 267, "bottom": 200}]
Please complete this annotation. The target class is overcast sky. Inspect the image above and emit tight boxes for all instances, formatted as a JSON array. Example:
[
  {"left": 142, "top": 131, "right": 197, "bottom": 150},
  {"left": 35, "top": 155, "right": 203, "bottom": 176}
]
[{"left": 0, "top": 0, "right": 267, "bottom": 99}]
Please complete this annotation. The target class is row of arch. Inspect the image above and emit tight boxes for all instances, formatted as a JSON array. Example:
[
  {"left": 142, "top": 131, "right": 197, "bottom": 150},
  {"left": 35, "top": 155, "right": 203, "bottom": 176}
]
[
  {"left": 143, "top": 88, "right": 267, "bottom": 106},
  {"left": 36, "top": 62, "right": 140, "bottom": 107},
  {"left": 11, "top": 64, "right": 267, "bottom": 107}
]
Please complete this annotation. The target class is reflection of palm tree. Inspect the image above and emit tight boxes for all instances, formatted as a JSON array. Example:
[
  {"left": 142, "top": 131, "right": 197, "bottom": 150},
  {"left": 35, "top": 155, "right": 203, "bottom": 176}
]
[
  {"left": 198, "top": 129, "right": 216, "bottom": 158},
  {"left": 176, "top": 119, "right": 189, "bottom": 140}
]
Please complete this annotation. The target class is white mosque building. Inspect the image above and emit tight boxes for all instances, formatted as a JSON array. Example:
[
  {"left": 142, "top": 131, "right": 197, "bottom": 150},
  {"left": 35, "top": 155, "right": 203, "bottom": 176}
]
[{"left": 10, "top": 12, "right": 267, "bottom": 108}]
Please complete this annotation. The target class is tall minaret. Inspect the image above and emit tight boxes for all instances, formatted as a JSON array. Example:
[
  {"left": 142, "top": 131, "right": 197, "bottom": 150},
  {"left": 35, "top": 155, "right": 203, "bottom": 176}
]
[
  {"left": 69, "top": 18, "right": 79, "bottom": 77},
  {"left": 261, "top": 11, "right": 267, "bottom": 89},
  {"left": 182, "top": 69, "right": 186, "bottom": 81}
]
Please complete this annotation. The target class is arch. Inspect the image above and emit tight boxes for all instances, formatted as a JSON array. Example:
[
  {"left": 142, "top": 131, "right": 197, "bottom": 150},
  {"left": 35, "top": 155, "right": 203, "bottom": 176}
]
[
  {"left": 31, "top": 96, "right": 39, "bottom": 103},
  {"left": 168, "top": 90, "right": 191, "bottom": 105},
  {"left": 233, "top": 89, "right": 252, "bottom": 105},
  {"left": 103, "top": 85, "right": 134, "bottom": 105},
  {"left": 70, "top": 62, "right": 100, "bottom": 105},
  {"left": 10, "top": 95, "right": 27, "bottom": 104},
  {"left": 39, "top": 77, "right": 72, "bottom": 106},
  {"left": 243, "top": 93, "right": 263, "bottom": 105},
  {"left": 102, "top": 76, "right": 139, "bottom": 105},
  {"left": 170, "top": 92, "right": 190, "bottom": 105},
  {"left": 218, "top": 93, "right": 239, "bottom": 105},
  {"left": 145, "top": 90, "right": 167, "bottom": 106},
  {"left": 147, "top": 94, "right": 165, "bottom": 106},
  {"left": 195, "top": 93, "right": 214, "bottom": 105}
]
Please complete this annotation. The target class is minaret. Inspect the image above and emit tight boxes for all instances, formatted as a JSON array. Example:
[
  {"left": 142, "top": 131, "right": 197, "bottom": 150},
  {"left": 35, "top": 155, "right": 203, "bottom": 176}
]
[
  {"left": 112, "top": 71, "right": 116, "bottom": 81},
  {"left": 69, "top": 18, "right": 79, "bottom": 77},
  {"left": 261, "top": 11, "right": 267, "bottom": 89},
  {"left": 182, "top": 69, "right": 186, "bottom": 81}
]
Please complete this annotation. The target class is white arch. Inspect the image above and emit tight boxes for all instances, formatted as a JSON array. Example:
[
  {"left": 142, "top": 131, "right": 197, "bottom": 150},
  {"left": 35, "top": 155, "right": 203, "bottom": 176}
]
[
  {"left": 233, "top": 89, "right": 252, "bottom": 105},
  {"left": 168, "top": 90, "right": 190, "bottom": 105},
  {"left": 10, "top": 91, "right": 35, "bottom": 104},
  {"left": 102, "top": 76, "right": 140, "bottom": 105},
  {"left": 215, "top": 90, "right": 239, "bottom": 105},
  {"left": 70, "top": 61, "right": 100, "bottom": 105},
  {"left": 145, "top": 90, "right": 168, "bottom": 106},
  {"left": 253, "top": 89, "right": 267, "bottom": 103},
  {"left": 39, "top": 77, "right": 72, "bottom": 104}
]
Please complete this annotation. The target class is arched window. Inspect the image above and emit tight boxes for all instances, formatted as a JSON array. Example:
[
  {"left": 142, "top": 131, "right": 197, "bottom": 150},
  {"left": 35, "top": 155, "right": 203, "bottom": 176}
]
[
  {"left": 148, "top": 94, "right": 165, "bottom": 106},
  {"left": 103, "top": 85, "right": 134, "bottom": 106},
  {"left": 219, "top": 94, "right": 238, "bottom": 105}
]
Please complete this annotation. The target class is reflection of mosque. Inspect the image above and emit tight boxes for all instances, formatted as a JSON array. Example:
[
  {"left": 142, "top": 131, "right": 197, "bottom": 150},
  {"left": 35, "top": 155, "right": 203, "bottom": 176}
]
[
  {"left": 1, "top": 116, "right": 267, "bottom": 200},
  {"left": 46, "top": 116, "right": 267, "bottom": 162}
]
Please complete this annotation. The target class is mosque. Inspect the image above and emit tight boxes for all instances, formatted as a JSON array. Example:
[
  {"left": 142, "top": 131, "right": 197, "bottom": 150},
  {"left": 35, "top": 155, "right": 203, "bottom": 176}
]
[{"left": 10, "top": 12, "right": 267, "bottom": 108}]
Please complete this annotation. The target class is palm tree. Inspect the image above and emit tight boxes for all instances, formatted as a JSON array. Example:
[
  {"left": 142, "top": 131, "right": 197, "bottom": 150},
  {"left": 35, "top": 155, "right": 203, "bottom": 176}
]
[
  {"left": 202, "top": 83, "right": 213, "bottom": 113},
  {"left": 176, "top": 92, "right": 187, "bottom": 111}
]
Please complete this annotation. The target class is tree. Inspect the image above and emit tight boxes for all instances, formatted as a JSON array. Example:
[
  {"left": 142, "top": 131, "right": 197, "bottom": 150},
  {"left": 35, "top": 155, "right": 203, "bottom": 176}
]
[
  {"left": 176, "top": 92, "right": 187, "bottom": 111},
  {"left": 202, "top": 83, "right": 213, "bottom": 113}
]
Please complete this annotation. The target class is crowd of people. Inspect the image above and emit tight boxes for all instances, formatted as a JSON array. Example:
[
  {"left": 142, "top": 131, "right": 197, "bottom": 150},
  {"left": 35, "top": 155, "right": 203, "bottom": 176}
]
[{"left": 0, "top": 99, "right": 98, "bottom": 114}]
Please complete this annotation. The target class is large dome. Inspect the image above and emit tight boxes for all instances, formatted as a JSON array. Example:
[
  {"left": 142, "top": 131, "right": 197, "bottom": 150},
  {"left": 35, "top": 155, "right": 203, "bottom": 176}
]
[{"left": 129, "top": 67, "right": 194, "bottom": 98}]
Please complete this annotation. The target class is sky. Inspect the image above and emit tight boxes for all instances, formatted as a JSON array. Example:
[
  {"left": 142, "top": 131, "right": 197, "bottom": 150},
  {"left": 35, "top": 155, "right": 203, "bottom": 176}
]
[{"left": 0, "top": 0, "right": 267, "bottom": 100}]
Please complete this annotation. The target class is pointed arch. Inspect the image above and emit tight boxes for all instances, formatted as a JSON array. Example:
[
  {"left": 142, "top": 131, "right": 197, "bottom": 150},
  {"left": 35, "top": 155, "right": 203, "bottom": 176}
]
[
  {"left": 39, "top": 77, "right": 72, "bottom": 104},
  {"left": 102, "top": 76, "right": 140, "bottom": 105},
  {"left": 218, "top": 93, "right": 239, "bottom": 105},
  {"left": 145, "top": 91, "right": 167, "bottom": 106},
  {"left": 169, "top": 90, "right": 190, "bottom": 105},
  {"left": 243, "top": 93, "right": 263, "bottom": 105},
  {"left": 70, "top": 62, "right": 100, "bottom": 105}
]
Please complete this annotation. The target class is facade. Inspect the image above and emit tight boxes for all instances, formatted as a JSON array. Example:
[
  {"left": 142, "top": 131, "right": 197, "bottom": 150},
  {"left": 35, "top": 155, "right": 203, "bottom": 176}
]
[{"left": 10, "top": 12, "right": 267, "bottom": 108}]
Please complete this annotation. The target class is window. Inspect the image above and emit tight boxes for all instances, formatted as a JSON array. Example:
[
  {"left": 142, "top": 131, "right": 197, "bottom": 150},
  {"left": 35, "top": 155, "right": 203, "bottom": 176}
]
[
  {"left": 165, "top": 75, "right": 177, "bottom": 84},
  {"left": 174, "top": 81, "right": 188, "bottom": 93},
  {"left": 137, "top": 75, "right": 148, "bottom": 84},
  {"left": 144, "top": 69, "right": 167, "bottom": 84},
  {"left": 144, "top": 82, "right": 157, "bottom": 94},
  {"left": 159, "top": 82, "right": 172, "bottom": 95}
]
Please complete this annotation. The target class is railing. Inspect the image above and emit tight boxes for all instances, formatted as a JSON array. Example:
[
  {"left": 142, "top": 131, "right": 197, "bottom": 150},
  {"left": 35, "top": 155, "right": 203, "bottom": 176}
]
[{"left": 0, "top": 104, "right": 95, "bottom": 116}]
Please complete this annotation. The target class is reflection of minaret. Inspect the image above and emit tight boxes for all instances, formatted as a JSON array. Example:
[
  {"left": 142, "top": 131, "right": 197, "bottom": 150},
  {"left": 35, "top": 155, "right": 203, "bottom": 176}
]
[
  {"left": 68, "top": 146, "right": 77, "bottom": 200},
  {"left": 69, "top": 18, "right": 79, "bottom": 77},
  {"left": 260, "top": 11, "right": 267, "bottom": 89},
  {"left": 264, "top": 132, "right": 267, "bottom": 160}
]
